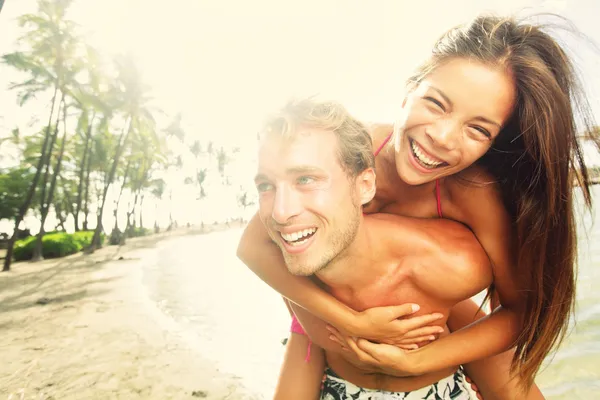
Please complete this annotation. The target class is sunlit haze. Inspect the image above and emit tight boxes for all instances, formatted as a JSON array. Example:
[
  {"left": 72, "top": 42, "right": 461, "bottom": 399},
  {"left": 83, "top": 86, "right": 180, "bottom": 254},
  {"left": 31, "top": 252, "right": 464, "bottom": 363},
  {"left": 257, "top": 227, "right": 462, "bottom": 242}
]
[{"left": 1, "top": 0, "right": 599, "bottom": 233}]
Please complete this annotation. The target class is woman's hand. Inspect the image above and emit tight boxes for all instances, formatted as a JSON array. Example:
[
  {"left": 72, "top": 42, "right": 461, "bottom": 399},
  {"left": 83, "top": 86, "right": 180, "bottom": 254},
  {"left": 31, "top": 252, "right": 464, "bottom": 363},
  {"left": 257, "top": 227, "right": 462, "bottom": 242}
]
[
  {"left": 341, "top": 303, "right": 445, "bottom": 346},
  {"left": 331, "top": 334, "right": 419, "bottom": 377}
]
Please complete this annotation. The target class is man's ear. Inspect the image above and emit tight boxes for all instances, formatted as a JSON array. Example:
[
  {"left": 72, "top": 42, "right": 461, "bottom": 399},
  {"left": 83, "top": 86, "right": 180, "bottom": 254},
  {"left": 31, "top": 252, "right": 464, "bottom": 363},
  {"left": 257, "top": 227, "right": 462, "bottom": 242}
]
[{"left": 356, "top": 168, "right": 376, "bottom": 206}]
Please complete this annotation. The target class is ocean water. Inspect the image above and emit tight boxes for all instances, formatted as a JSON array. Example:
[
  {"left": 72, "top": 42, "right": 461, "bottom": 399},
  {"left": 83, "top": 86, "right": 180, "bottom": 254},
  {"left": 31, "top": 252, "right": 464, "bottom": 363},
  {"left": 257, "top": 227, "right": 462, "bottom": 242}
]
[{"left": 142, "top": 186, "right": 600, "bottom": 399}]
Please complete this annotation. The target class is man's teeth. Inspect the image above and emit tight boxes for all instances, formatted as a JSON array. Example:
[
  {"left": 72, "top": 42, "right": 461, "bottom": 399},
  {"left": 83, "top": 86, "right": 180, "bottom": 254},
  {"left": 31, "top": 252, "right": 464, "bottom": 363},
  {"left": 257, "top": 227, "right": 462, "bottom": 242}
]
[
  {"left": 411, "top": 141, "right": 442, "bottom": 168},
  {"left": 281, "top": 228, "right": 317, "bottom": 246}
]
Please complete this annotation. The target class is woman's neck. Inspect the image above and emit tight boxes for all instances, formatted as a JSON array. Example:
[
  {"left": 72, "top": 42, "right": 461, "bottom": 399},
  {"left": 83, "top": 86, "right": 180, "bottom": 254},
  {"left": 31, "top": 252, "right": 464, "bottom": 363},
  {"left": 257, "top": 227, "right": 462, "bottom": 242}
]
[{"left": 376, "top": 142, "right": 439, "bottom": 205}]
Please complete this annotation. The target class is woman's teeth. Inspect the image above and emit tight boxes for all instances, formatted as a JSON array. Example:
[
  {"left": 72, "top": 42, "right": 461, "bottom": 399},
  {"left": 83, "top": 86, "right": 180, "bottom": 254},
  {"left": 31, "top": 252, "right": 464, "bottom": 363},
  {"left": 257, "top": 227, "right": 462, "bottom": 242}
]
[
  {"left": 281, "top": 228, "right": 317, "bottom": 246},
  {"left": 411, "top": 140, "right": 443, "bottom": 168}
]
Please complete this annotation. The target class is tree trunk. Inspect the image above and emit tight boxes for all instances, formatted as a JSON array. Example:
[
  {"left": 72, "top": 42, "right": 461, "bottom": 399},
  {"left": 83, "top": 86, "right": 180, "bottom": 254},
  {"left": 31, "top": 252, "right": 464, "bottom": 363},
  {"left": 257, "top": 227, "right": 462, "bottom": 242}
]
[
  {"left": 139, "top": 193, "right": 145, "bottom": 230},
  {"left": 124, "top": 190, "right": 139, "bottom": 241},
  {"left": 82, "top": 144, "right": 93, "bottom": 231},
  {"left": 54, "top": 201, "right": 67, "bottom": 231},
  {"left": 3, "top": 85, "right": 59, "bottom": 271},
  {"left": 75, "top": 112, "right": 95, "bottom": 231},
  {"left": 168, "top": 189, "right": 173, "bottom": 230},
  {"left": 154, "top": 202, "right": 160, "bottom": 233},
  {"left": 61, "top": 177, "right": 76, "bottom": 225},
  {"left": 112, "top": 159, "right": 131, "bottom": 232},
  {"left": 33, "top": 100, "right": 69, "bottom": 261},
  {"left": 87, "top": 117, "right": 132, "bottom": 253}
]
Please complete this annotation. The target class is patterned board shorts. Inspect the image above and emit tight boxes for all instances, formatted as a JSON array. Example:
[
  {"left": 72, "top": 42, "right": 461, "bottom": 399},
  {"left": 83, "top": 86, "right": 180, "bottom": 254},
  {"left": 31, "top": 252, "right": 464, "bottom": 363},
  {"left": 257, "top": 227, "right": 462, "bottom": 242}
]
[{"left": 320, "top": 367, "right": 475, "bottom": 400}]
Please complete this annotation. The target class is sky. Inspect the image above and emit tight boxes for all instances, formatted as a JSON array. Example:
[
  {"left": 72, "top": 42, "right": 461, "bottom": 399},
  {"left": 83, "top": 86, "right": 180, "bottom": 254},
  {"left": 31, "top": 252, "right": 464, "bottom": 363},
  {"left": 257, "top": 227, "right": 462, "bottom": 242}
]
[{"left": 0, "top": 0, "right": 599, "bottom": 231}]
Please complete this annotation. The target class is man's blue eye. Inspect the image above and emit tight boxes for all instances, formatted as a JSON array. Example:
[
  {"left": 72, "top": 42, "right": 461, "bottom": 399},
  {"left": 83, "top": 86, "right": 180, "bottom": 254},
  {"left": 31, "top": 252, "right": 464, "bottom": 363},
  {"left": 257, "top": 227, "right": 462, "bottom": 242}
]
[
  {"left": 256, "top": 182, "right": 273, "bottom": 192},
  {"left": 297, "top": 176, "right": 315, "bottom": 185}
]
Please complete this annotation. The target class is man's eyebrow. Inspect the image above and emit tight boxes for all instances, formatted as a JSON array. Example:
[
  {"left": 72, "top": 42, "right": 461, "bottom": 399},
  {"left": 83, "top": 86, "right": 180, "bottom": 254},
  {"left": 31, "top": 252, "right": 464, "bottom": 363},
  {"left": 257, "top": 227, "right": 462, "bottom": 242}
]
[
  {"left": 285, "top": 166, "right": 324, "bottom": 174},
  {"left": 430, "top": 86, "right": 501, "bottom": 128},
  {"left": 254, "top": 173, "right": 268, "bottom": 183},
  {"left": 254, "top": 166, "right": 325, "bottom": 182}
]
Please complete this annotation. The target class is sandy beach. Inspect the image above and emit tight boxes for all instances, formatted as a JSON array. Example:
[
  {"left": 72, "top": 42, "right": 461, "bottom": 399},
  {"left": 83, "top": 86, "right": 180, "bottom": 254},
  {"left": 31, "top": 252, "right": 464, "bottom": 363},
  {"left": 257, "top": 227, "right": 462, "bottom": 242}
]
[{"left": 0, "top": 224, "right": 249, "bottom": 400}]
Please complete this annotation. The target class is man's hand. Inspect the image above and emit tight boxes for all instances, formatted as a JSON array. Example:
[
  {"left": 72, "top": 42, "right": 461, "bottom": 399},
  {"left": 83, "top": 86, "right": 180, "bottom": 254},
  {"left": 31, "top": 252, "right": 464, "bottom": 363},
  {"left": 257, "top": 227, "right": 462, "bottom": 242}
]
[{"left": 335, "top": 303, "right": 445, "bottom": 346}]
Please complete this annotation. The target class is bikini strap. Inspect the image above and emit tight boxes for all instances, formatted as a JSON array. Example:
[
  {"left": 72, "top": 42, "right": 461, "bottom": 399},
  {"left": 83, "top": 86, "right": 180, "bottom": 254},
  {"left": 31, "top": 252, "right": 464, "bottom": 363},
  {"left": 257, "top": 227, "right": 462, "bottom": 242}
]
[
  {"left": 373, "top": 132, "right": 393, "bottom": 157},
  {"left": 435, "top": 179, "right": 443, "bottom": 218}
]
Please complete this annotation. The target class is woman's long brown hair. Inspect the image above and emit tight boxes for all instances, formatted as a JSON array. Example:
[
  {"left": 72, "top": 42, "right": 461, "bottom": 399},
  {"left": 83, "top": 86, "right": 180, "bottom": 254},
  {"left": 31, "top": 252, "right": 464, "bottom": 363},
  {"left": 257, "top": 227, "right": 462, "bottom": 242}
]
[{"left": 408, "top": 15, "right": 599, "bottom": 389}]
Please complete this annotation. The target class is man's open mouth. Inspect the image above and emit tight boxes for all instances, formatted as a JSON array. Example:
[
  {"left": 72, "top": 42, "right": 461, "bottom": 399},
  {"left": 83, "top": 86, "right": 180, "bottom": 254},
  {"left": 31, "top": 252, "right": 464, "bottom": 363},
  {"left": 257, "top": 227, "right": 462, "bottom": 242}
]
[{"left": 280, "top": 228, "right": 317, "bottom": 247}]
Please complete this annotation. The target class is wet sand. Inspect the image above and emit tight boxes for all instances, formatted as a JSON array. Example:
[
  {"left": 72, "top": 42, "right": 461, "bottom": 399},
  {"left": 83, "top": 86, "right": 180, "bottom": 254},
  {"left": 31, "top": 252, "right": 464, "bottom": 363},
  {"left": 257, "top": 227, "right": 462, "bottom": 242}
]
[{"left": 0, "top": 225, "right": 249, "bottom": 400}]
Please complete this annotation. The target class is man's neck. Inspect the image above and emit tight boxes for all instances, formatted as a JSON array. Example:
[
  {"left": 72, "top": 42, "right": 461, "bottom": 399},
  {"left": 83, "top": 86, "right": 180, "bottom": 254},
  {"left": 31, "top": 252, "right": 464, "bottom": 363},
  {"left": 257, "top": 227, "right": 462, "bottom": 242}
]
[{"left": 314, "top": 218, "right": 381, "bottom": 293}]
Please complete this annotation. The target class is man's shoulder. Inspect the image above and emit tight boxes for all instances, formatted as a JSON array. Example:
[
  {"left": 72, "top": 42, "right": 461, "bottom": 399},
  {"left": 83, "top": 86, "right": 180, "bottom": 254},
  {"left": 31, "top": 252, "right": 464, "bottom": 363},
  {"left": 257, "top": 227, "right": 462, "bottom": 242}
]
[
  {"left": 368, "top": 213, "right": 491, "bottom": 286},
  {"left": 367, "top": 212, "right": 475, "bottom": 243},
  {"left": 365, "top": 213, "right": 472, "bottom": 258}
]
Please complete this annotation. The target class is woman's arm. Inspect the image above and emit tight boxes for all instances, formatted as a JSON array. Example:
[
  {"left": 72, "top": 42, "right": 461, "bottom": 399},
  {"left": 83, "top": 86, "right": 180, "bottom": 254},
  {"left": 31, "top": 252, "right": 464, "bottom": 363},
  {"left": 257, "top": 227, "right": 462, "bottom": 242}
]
[
  {"left": 337, "top": 183, "right": 526, "bottom": 376},
  {"left": 237, "top": 212, "right": 442, "bottom": 338},
  {"left": 237, "top": 212, "right": 359, "bottom": 328}
]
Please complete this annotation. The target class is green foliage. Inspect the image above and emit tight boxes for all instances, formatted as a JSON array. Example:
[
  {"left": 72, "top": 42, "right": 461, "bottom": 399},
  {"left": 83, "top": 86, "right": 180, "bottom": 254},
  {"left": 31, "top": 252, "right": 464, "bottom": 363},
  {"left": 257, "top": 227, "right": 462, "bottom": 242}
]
[
  {"left": 72, "top": 230, "right": 104, "bottom": 247},
  {"left": 127, "top": 227, "right": 151, "bottom": 238},
  {"left": 0, "top": 167, "right": 35, "bottom": 220},
  {"left": 12, "top": 230, "right": 103, "bottom": 261},
  {"left": 14, "top": 232, "right": 78, "bottom": 261}
]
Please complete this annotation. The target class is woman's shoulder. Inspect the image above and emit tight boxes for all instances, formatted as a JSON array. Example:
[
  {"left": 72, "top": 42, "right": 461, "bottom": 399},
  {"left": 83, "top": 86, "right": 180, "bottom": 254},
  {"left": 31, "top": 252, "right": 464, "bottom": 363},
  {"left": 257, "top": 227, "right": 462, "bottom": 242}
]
[
  {"left": 447, "top": 165, "right": 501, "bottom": 198},
  {"left": 445, "top": 165, "right": 508, "bottom": 228}
]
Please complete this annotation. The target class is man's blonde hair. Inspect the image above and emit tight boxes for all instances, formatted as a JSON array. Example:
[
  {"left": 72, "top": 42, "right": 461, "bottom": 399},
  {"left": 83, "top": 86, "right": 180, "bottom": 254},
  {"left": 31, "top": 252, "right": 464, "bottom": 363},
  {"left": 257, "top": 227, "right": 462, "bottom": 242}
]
[{"left": 261, "top": 97, "right": 374, "bottom": 177}]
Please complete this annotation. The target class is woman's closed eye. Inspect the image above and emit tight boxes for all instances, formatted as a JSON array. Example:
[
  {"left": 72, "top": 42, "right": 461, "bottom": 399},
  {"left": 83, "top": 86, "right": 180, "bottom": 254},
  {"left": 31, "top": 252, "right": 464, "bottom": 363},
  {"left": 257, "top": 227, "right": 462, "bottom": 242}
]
[
  {"left": 425, "top": 96, "right": 446, "bottom": 112},
  {"left": 470, "top": 125, "right": 492, "bottom": 139}
]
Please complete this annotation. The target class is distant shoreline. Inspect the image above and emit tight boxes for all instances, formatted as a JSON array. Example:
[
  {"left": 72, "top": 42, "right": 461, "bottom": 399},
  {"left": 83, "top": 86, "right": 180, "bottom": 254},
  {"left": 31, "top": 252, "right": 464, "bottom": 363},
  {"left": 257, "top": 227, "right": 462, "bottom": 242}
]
[{"left": 0, "top": 220, "right": 247, "bottom": 261}]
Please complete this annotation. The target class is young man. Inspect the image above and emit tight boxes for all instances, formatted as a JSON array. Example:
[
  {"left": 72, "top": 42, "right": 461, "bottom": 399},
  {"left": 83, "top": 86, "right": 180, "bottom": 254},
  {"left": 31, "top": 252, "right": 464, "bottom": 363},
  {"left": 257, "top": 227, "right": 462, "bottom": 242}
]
[{"left": 253, "top": 98, "right": 492, "bottom": 399}]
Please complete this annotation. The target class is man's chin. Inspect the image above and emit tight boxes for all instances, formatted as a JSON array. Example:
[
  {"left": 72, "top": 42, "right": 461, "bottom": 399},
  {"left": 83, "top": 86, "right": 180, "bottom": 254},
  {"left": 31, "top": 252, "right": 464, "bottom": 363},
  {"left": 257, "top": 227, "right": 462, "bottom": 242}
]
[{"left": 284, "top": 257, "right": 320, "bottom": 277}]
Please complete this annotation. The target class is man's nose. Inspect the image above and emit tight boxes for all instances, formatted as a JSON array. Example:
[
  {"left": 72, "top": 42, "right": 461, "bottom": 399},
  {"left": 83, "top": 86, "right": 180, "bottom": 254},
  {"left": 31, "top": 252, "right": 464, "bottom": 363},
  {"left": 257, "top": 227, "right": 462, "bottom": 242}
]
[{"left": 271, "top": 185, "right": 302, "bottom": 224}]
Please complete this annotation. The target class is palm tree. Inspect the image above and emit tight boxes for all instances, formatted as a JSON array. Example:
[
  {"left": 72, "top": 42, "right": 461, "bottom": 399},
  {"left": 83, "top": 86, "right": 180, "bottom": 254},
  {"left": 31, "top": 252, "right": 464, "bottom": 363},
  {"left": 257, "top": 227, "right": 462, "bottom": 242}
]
[
  {"left": 150, "top": 178, "right": 166, "bottom": 233},
  {"left": 87, "top": 54, "right": 156, "bottom": 252},
  {"left": 236, "top": 188, "right": 254, "bottom": 223},
  {"left": 216, "top": 146, "right": 229, "bottom": 184},
  {"left": 163, "top": 114, "right": 186, "bottom": 230},
  {"left": 2, "top": 0, "right": 79, "bottom": 270}
]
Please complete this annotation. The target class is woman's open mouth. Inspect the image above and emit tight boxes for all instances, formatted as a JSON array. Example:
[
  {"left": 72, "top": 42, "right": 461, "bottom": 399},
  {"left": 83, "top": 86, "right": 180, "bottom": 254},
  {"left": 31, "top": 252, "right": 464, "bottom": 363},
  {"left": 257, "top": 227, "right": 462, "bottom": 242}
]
[{"left": 409, "top": 138, "right": 449, "bottom": 170}]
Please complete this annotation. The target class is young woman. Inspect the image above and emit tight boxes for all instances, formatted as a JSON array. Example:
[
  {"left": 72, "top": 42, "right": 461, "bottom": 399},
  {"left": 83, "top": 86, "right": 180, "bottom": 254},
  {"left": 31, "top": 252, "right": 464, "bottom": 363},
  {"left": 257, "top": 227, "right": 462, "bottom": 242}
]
[{"left": 238, "top": 14, "right": 598, "bottom": 399}]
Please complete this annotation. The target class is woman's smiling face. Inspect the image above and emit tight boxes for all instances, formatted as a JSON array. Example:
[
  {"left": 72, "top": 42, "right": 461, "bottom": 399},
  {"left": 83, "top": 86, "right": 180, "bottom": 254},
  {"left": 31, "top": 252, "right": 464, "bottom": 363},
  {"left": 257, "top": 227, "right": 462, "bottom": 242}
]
[{"left": 393, "top": 57, "right": 516, "bottom": 185}]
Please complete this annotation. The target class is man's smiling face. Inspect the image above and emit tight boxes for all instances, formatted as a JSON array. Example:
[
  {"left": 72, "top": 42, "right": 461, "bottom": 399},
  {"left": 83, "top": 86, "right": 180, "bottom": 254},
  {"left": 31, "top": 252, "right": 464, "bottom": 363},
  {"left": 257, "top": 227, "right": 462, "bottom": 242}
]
[{"left": 255, "top": 127, "right": 362, "bottom": 276}]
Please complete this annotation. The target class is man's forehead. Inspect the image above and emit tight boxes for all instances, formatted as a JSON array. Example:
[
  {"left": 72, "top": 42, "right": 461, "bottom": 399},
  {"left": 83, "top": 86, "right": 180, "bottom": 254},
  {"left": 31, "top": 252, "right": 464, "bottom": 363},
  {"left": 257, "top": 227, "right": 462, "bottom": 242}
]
[
  {"left": 257, "top": 129, "right": 342, "bottom": 174},
  {"left": 259, "top": 128, "right": 338, "bottom": 154}
]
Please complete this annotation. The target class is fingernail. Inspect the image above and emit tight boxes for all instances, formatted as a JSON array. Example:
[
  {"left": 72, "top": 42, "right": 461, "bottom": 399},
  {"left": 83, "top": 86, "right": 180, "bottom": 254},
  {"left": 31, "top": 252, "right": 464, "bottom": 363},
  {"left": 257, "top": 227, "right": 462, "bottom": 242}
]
[
  {"left": 329, "top": 335, "right": 335, "bottom": 341},
  {"left": 325, "top": 326, "right": 333, "bottom": 332},
  {"left": 433, "top": 313, "right": 444, "bottom": 319},
  {"left": 411, "top": 304, "right": 420, "bottom": 312},
  {"left": 437, "top": 327, "right": 444, "bottom": 333},
  {"left": 428, "top": 336, "right": 435, "bottom": 341},
  {"left": 411, "top": 344, "right": 418, "bottom": 349}
]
